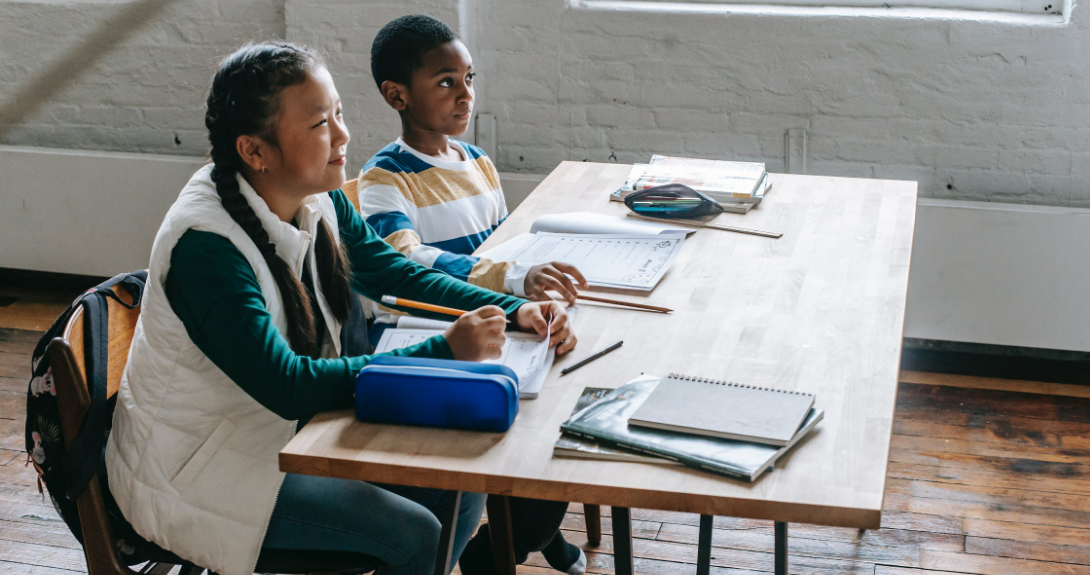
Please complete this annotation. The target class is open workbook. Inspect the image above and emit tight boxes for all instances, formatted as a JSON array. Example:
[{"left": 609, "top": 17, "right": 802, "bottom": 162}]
[
  {"left": 479, "top": 213, "right": 689, "bottom": 292},
  {"left": 373, "top": 309, "right": 579, "bottom": 399}
]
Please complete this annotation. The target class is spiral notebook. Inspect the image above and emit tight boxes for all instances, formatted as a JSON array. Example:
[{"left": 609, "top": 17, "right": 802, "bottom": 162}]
[{"left": 628, "top": 374, "right": 815, "bottom": 446}]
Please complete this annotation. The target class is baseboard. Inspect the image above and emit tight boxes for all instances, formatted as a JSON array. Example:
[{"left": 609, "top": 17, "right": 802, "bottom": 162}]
[
  {"left": 0, "top": 267, "right": 108, "bottom": 292},
  {"left": 900, "top": 338, "right": 1090, "bottom": 386}
]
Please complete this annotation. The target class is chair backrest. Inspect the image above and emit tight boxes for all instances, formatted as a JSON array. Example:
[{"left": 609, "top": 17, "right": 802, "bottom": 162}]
[
  {"left": 49, "top": 284, "right": 143, "bottom": 575},
  {"left": 343, "top": 178, "right": 360, "bottom": 212}
]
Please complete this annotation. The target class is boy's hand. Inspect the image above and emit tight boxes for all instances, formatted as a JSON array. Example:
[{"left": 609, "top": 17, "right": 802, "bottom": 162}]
[
  {"left": 515, "top": 301, "right": 578, "bottom": 355},
  {"left": 444, "top": 306, "right": 507, "bottom": 361},
  {"left": 524, "top": 262, "right": 588, "bottom": 305}
]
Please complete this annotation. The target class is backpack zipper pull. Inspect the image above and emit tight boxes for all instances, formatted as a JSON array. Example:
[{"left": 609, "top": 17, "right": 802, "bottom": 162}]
[{"left": 25, "top": 455, "right": 45, "bottom": 502}]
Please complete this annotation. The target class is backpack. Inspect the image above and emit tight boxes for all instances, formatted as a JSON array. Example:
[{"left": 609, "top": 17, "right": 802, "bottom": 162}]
[{"left": 24, "top": 270, "right": 150, "bottom": 555}]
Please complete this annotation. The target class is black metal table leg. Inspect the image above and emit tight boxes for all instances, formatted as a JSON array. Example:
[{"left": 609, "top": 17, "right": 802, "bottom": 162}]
[
  {"left": 696, "top": 514, "right": 713, "bottom": 575},
  {"left": 775, "top": 521, "right": 788, "bottom": 575},
  {"left": 611, "top": 506, "right": 634, "bottom": 575},
  {"left": 434, "top": 490, "right": 462, "bottom": 575},
  {"left": 486, "top": 494, "right": 517, "bottom": 575}
]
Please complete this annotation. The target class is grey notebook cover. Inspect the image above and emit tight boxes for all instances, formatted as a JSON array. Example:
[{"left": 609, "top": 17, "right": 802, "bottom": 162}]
[
  {"left": 628, "top": 374, "right": 815, "bottom": 446},
  {"left": 559, "top": 375, "right": 823, "bottom": 482}
]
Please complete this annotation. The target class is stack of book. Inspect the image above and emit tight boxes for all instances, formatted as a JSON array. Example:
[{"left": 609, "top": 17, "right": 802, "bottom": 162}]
[
  {"left": 610, "top": 154, "right": 770, "bottom": 214},
  {"left": 554, "top": 374, "right": 822, "bottom": 482}
]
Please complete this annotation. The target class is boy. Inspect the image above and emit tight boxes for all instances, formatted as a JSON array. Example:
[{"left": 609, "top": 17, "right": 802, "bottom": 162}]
[
  {"left": 357, "top": 14, "right": 587, "bottom": 575},
  {"left": 357, "top": 14, "right": 588, "bottom": 331}
]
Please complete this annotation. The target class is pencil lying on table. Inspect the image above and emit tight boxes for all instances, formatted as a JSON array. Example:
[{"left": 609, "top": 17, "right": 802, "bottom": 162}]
[
  {"left": 380, "top": 295, "right": 511, "bottom": 322},
  {"left": 575, "top": 294, "right": 667, "bottom": 311}
]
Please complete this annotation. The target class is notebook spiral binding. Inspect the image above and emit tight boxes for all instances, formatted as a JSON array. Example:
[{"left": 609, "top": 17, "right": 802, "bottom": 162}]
[{"left": 667, "top": 373, "right": 813, "bottom": 396}]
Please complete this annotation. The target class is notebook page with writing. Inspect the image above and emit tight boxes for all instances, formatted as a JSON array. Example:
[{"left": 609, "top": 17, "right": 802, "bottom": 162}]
[
  {"left": 628, "top": 374, "right": 815, "bottom": 446},
  {"left": 375, "top": 309, "right": 577, "bottom": 399}
]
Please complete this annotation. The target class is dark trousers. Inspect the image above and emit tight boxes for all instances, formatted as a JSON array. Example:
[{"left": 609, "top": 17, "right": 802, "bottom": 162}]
[{"left": 459, "top": 496, "right": 571, "bottom": 575}]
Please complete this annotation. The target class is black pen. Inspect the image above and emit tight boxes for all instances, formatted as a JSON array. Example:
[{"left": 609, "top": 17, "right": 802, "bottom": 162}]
[{"left": 559, "top": 340, "right": 623, "bottom": 376}]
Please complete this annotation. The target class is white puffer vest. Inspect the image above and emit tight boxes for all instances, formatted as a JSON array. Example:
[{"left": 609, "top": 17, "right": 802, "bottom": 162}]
[{"left": 105, "top": 164, "right": 344, "bottom": 575}]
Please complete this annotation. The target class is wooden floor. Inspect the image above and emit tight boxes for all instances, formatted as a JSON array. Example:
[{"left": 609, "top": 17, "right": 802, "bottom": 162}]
[{"left": 1, "top": 319, "right": 1089, "bottom": 574}]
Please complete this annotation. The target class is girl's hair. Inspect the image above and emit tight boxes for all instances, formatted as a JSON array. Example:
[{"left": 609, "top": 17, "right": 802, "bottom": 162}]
[{"left": 205, "top": 42, "right": 351, "bottom": 357}]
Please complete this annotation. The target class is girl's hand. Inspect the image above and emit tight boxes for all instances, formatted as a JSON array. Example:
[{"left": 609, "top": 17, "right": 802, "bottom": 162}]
[
  {"left": 516, "top": 301, "right": 578, "bottom": 355},
  {"left": 444, "top": 306, "right": 507, "bottom": 361},
  {"left": 523, "top": 262, "right": 588, "bottom": 305}
]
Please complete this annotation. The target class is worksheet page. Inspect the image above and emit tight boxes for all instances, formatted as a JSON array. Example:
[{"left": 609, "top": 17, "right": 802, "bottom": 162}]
[
  {"left": 505, "top": 233, "right": 685, "bottom": 291},
  {"left": 373, "top": 309, "right": 578, "bottom": 399}
]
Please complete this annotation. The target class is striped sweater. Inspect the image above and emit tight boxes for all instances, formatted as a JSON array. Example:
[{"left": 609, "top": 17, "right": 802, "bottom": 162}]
[{"left": 357, "top": 138, "right": 531, "bottom": 323}]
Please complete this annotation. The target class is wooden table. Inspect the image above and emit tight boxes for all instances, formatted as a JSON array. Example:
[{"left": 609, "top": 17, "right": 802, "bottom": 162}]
[{"left": 281, "top": 162, "right": 918, "bottom": 575}]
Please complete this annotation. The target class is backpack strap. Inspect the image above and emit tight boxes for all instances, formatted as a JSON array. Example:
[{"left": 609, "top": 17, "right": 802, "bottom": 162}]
[{"left": 58, "top": 271, "right": 147, "bottom": 500}]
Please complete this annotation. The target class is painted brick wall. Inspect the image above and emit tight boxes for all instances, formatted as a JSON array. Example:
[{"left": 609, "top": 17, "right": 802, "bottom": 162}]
[
  {"left": 285, "top": 0, "right": 462, "bottom": 174},
  {"left": 0, "top": 0, "right": 285, "bottom": 157},
  {"left": 2, "top": 0, "right": 1088, "bottom": 206},
  {"left": 468, "top": 1, "right": 1090, "bottom": 207}
]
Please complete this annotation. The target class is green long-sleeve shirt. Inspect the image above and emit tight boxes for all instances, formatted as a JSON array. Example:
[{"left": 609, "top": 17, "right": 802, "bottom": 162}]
[{"left": 164, "top": 189, "right": 527, "bottom": 422}]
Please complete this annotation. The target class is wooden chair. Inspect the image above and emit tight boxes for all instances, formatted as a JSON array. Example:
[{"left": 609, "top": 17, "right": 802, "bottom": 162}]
[
  {"left": 343, "top": 176, "right": 605, "bottom": 547},
  {"left": 48, "top": 281, "right": 379, "bottom": 575}
]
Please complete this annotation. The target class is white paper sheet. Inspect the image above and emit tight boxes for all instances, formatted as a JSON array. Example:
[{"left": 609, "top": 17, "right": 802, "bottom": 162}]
[
  {"left": 375, "top": 308, "right": 578, "bottom": 399},
  {"left": 485, "top": 233, "right": 684, "bottom": 291}
]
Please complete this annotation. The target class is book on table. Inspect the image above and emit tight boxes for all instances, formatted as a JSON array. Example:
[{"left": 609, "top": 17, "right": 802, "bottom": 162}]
[
  {"left": 612, "top": 154, "right": 770, "bottom": 210},
  {"left": 553, "top": 387, "right": 680, "bottom": 465},
  {"left": 559, "top": 375, "right": 823, "bottom": 482},
  {"left": 628, "top": 374, "right": 815, "bottom": 446}
]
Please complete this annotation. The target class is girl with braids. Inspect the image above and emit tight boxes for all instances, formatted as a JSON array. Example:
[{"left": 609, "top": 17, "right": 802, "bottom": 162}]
[{"left": 104, "top": 42, "right": 576, "bottom": 575}]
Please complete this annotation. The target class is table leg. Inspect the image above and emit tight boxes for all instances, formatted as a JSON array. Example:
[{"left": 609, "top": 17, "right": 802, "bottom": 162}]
[
  {"left": 486, "top": 495, "right": 517, "bottom": 575},
  {"left": 611, "top": 506, "right": 634, "bottom": 575},
  {"left": 774, "top": 521, "right": 788, "bottom": 575},
  {"left": 585, "top": 504, "right": 602, "bottom": 546},
  {"left": 696, "top": 515, "right": 713, "bottom": 575},
  {"left": 435, "top": 490, "right": 462, "bottom": 575}
]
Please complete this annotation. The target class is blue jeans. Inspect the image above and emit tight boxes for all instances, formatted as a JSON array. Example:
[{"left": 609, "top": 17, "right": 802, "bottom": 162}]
[{"left": 263, "top": 473, "right": 487, "bottom": 575}]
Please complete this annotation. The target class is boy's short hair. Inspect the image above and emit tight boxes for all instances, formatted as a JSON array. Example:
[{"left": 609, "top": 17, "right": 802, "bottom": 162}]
[{"left": 371, "top": 15, "right": 458, "bottom": 89}]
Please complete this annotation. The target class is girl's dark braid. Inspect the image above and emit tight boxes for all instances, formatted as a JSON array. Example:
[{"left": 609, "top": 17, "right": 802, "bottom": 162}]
[{"left": 205, "top": 42, "right": 350, "bottom": 357}]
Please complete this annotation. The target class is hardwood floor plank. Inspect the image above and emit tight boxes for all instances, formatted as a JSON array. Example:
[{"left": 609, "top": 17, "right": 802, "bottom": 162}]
[
  {"left": 1, "top": 363, "right": 26, "bottom": 379},
  {"left": 883, "top": 491, "right": 1090, "bottom": 530},
  {"left": 962, "top": 518, "right": 1090, "bottom": 548},
  {"left": 558, "top": 529, "right": 877, "bottom": 575},
  {"left": 522, "top": 552, "right": 767, "bottom": 575},
  {"left": 893, "top": 416, "right": 1090, "bottom": 450},
  {"left": 887, "top": 458, "right": 1090, "bottom": 495},
  {"left": 920, "top": 548, "right": 1090, "bottom": 575},
  {"left": 896, "top": 383, "right": 1090, "bottom": 424},
  {"left": 966, "top": 536, "right": 1090, "bottom": 566},
  {"left": 0, "top": 419, "right": 27, "bottom": 451},
  {"left": 0, "top": 539, "right": 88, "bottom": 571},
  {"left": 655, "top": 522, "right": 962, "bottom": 568},
  {"left": 0, "top": 518, "right": 81, "bottom": 550},
  {"left": 0, "top": 352, "right": 30, "bottom": 368},
  {"left": 878, "top": 511, "right": 963, "bottom": 536},
  {"left": 1, "top": 376, "right": 29, "bottom": 394},
  {"left": 891, "top": 434, "right": 1090, "bottom": 465},
  {"left": 0, "top": 330, "right": 43, "bottom": 345},
  {"left": 874, "top": 567, "right": 975, "bottom": 575},
  {"left": 0, "top": 339, "right": 36, "bottom": 356},
  {"left": 900, "top": 370, "right": 1090, "bottom": 399},
  {"left": 560, "top": 512, "right": 661, "bottom": 539},
  {"left": 0, "top": 560, "right": 86, "bottom": 575}
]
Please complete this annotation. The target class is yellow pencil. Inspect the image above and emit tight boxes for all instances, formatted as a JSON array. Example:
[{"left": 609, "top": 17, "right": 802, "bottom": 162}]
[{"left": 380, "top": 295, "right": 511, "bottom": 323}]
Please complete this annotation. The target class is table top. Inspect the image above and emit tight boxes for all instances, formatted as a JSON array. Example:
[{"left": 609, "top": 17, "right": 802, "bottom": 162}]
[{"left": 281, "top": 162, "right": 918, "bottom": 529}]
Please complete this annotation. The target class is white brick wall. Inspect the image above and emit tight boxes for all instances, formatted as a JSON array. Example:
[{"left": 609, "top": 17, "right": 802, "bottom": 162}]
[
  {"left": 0, "top": 0, "right": 284, "bottom": 157},
  {"left": 2, "top": 0, "right": 1088, "bottom": 206},
  {"left": 285, "top": 0, "right": 462, "bottom": 173}
]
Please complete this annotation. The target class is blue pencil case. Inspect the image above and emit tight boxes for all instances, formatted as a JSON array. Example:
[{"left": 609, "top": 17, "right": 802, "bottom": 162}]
[{"left": 355, "top": 356, "right": 520, "bottom": 432}]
